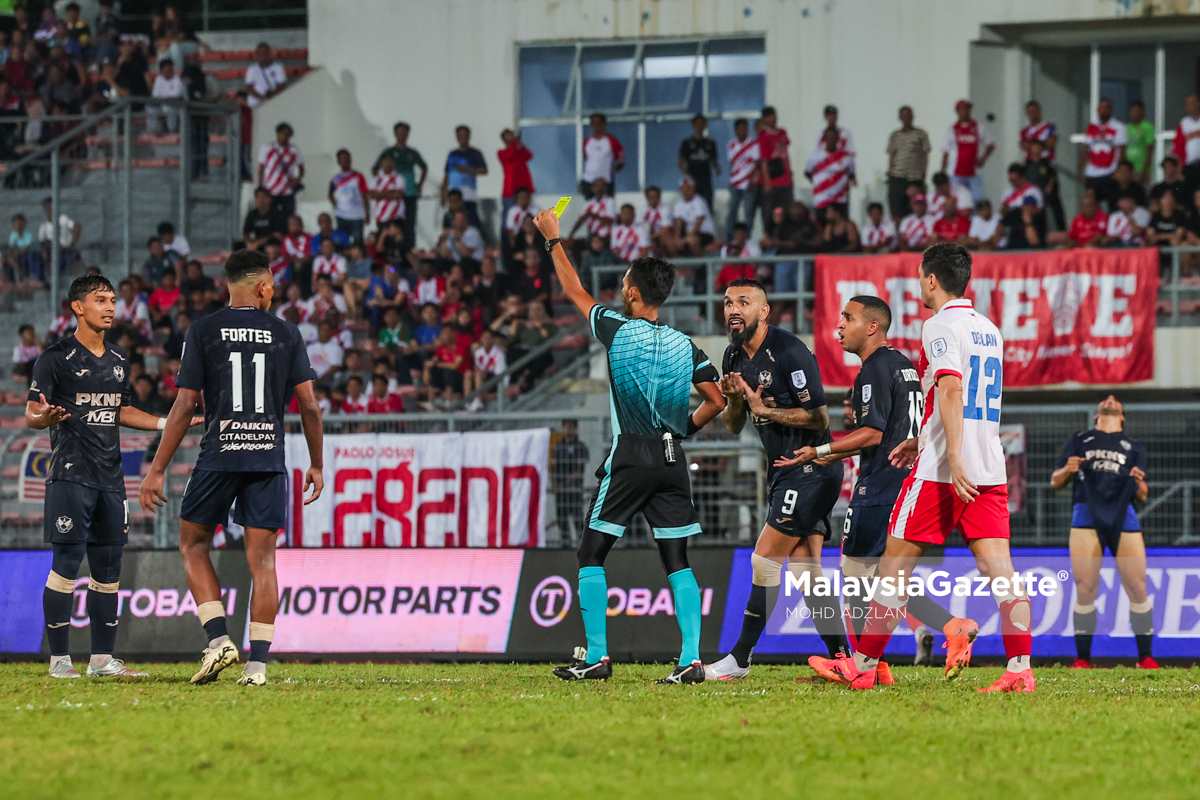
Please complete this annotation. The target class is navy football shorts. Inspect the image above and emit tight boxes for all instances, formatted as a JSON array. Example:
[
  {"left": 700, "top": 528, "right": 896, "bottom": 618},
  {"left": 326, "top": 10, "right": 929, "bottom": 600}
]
[
  {"left": 840, "top": 502, "right": 892, "bottom": 559},
  {"left": 180, "top": 470, "right": 288, "bottom": 531},
  {"left": 766, "top": 469, "right": 842, "bottom": 538},
  {"left": 1071, "top": 501, "right": 1140, "bottom": 555},
  {"left": 43, "top": 480, "right": 128, "bottom": 545}
]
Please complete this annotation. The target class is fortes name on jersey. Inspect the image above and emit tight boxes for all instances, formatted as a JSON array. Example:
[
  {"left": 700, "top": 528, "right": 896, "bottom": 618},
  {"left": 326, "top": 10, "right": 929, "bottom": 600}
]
[{"left": 220, "top": 327, "right": 275, "bottom": 343}]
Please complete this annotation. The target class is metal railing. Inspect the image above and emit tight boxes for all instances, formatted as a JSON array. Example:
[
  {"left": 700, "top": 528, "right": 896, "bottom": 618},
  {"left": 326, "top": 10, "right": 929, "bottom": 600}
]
[
  {"left": 0, "top": 98, "right": 243, "bottom": 313},
  {"left": 3, "top": 404, "right": 1199, "bottom": 551},
  {"left": 591, "top": 248, "right": 1200, "bottom": 336}
]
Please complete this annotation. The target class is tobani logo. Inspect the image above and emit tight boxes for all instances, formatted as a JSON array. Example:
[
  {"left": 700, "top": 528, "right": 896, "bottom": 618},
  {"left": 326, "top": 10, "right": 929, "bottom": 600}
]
[{"left": 530, "top": 576, "right": 573, "bottom": 627}]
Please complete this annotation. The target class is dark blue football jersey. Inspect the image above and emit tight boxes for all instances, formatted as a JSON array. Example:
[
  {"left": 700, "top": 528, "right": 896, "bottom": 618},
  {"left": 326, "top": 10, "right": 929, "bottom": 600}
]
[
  {"left": 28, "top": 336, "right": 131, "bottom": 493},
  {"left": 1057, "top": 429, "right": 1147, "bottom": 537},
  {"left": 722, "top": 325, "right": 835, "bottom": 484},
  {"left": 851, "top": 346, "right": 923, "bottom": 506},
  {"left": 177, "top": 306, "right": 317, "bottom": 473}
]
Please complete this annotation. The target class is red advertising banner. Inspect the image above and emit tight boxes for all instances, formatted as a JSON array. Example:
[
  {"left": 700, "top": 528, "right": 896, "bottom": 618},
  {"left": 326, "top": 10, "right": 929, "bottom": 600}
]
[{"left": 813, "top": 248, "right": 1159, "bottom": 388}]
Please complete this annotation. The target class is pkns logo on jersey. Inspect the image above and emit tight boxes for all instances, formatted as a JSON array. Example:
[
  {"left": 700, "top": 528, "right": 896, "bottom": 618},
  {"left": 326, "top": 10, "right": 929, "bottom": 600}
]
[
  {"left": 529, "top": 574, "right": 714, "bottom": 627},
  {"left": 76, "top": 391, "right": 121, "bottom": 425}
]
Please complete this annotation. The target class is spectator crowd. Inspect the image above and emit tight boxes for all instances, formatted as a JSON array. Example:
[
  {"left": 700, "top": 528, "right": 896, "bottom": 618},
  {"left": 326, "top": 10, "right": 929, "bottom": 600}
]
[{"left": 9, "top": 10, "right": 1200, "bottom": 414}]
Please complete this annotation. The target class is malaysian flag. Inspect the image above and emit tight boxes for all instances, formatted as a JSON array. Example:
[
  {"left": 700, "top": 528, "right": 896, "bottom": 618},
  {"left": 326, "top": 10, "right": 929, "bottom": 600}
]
[{"left": 19, "top": 433, "right": 157, "bottom": 501}]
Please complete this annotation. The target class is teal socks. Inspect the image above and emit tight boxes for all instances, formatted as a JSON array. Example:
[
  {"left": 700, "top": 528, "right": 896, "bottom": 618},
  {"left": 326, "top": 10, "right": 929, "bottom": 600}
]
[
  {"left": 578, "top": 566, "right": 609, "bottom": 664},
  {"left": 669, "top": 568, "right": 702, "bottom": 665}
]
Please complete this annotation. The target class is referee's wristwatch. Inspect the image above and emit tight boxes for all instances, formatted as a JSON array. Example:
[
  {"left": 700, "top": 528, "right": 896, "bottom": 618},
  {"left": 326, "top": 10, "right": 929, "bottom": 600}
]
[{"left": 544, "top": 237, "right": 562, "bottom": 251}]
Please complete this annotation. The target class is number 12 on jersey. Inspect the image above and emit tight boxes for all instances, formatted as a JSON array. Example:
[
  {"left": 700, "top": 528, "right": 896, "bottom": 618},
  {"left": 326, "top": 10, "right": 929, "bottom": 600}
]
[
  {"left": 229, "top": 351, "right": 266, "bottom": 413},
  {"left": 963, "top": 355, "right": 1001, "bottom": 422}
]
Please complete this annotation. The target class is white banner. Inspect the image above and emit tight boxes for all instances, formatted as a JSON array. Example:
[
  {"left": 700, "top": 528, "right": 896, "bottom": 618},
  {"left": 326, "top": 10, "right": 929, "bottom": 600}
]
[{"left": 285, "top": 430, "right": 550, "bottom": 548}]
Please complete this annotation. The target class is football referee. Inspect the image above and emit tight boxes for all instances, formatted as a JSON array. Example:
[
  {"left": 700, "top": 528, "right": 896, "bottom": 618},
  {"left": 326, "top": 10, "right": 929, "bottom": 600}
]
[
  {"left": 533, "top": 208, "right": 725, "bottom": 685},
  {"left": 1051, "top": 395, "right": 1157, "bottom": 669}
]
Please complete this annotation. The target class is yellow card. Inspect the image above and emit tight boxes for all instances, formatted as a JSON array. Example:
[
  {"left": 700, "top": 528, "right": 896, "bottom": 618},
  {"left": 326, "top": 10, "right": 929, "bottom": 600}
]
[{"left": 553, "top": 196, "right": 572, "bottom": 217}]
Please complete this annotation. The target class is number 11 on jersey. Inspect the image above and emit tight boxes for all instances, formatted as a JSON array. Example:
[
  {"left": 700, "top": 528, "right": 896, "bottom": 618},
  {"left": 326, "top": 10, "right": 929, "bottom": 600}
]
[{"left": 229, "top": 351, "right": 266, "bottom": 413}]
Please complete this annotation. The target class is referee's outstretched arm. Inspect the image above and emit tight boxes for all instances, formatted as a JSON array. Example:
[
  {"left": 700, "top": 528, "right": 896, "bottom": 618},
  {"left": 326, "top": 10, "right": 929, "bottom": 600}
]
[{"left": 534, "top": 209, "right": 598, "bottom": 319}]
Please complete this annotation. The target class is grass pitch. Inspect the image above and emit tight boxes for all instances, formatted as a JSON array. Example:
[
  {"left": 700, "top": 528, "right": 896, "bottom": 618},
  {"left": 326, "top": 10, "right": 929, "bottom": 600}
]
[{"left": 2, "top": 661, "right": 1198, "bottom": 800}]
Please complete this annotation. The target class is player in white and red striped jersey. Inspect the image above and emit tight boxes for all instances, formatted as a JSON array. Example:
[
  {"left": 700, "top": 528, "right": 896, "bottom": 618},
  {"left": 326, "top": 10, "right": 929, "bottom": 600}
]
[
  {"left": 898, "top": 194, "right": 935, "bottom": 251},
  {"left": 282, "top": 216, "right": 311, "bottom": 263},
  {"left": 804, "top": 129, "right": 855, "bottom": 212},
  {"left": 1020, "top": 101, "right": 1057, "bottom": 163},
  {"left": 256, "top": 122, "right": 304, "bottom": 213},
  {"left": 368, "top": 152, "right": 406, "bottom": 226},
  {"left": 312, "top": 238, "right": 347, "bottom": 285},
  {"left": 610, "top": 204, "right": 649, "bottom": 263},
  {"left": 811, "top": 243, "right": 1035, "bottom": 694},
  {"left": 1079, "top": 99, "right": 1127, "bottom": 208},
  {"left": 570, "top": 178, "right": 617, "bottom": 241},
  {"left": 999, "top": 163, "right": 1044, "bottom": 216},
  {"left": 860, "top": 202, "right": 897, "bottom": 252},
  {"left": 581, "top": 113, "right": 625, "bottom": 192}
]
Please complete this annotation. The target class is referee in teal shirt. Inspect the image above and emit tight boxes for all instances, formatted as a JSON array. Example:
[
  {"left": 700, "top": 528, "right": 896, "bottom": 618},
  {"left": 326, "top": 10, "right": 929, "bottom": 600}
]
[{"left": 533, "top": 208, "right": 725, "bottom": 685}]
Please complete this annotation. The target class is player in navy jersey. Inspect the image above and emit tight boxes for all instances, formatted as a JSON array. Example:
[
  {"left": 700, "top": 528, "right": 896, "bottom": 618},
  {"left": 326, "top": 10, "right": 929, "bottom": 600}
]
[
  {"left": 140, "top": 250, "right": 325, "bottom": 686},
  {"left": 780, "top": 296, "right": 980, "bottom": 681},
  {"left": 1051, "top": 396, "right": 1156, "bottom": 669},
  {"left": 705, "top": 279, "right": 849, "bottom": 681},
  {"left": 28, "top": 274, "right": 202, "bottom": 679},
  {"left": 533, "top": 208, "right": 725, "bottom": 685}
]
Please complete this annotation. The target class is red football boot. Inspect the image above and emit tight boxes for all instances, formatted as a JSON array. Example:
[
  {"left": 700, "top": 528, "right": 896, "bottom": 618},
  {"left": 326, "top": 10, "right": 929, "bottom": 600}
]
[{"left": 979, "top": 670, "right": 1036, "bottom": 693}]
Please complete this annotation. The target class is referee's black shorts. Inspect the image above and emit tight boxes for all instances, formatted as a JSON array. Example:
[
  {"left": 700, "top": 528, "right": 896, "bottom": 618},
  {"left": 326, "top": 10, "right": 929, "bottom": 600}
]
[{"left": 585, "top": 434, "right": 701, "bottom": 540}]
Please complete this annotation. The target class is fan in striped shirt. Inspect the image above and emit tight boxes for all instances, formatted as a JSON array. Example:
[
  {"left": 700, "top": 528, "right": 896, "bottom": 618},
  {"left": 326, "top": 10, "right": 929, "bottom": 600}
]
[
  {"left": 638, "top": 186, "right": 675, "bottom": 253},
  {"left": 610, "top": 204, "right": 649, "bottom": 263},
  {"left": 1000, "top": 163, "right": 1044, "bottom": 217},
  {"left": 256, "top": 123, "right": 304, "bottom": 218},
  {"left": 1106, "top": 194, "right": 1150, "bottom": 245},
  {"left": 725, "top": 120, "right": 761, "bottom": 239},
  {"left": 368, "top": 152, "right": 407, "bottom": 226},
  {"left": 804, "top": 128, "right": 855, "bottom": 219},
  {"left": 860, "top": 203, "right": 897, "bottom": 253},
  {"left": 898, "top": 194, "right": 935, "bottom": 251}
]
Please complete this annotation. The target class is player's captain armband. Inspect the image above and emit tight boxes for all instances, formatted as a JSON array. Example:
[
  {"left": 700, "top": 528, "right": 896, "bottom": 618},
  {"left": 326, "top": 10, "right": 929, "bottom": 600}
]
[
  {"left": 930, "top": 337, "right": 948, "bottom": 358},
  {"left": 553, "top": 197, "right": 572, "bottom": 217}
]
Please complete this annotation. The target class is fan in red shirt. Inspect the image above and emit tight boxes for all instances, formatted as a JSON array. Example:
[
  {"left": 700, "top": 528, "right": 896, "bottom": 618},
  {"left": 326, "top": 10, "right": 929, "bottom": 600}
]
[
  {"left": 1050, "top": 192, "right": 1108, "bottom": 248},
  {"left": 366, "top": 374, "right": 404, "bottom": 413},
  {"left": 932, "top": 197, "right": 971, "bottom": 243},
  {"left": 147, "top": 271, "right": 181, "bottom": 326},
  {"left": 341, "top": 376, "right": 369, "bottom": 413},
  {"left": 757, "top": 105, "right": 794, "bottom": 234},
  {"left": 497, "top": 129, "right": 534, "bottom": 200}
]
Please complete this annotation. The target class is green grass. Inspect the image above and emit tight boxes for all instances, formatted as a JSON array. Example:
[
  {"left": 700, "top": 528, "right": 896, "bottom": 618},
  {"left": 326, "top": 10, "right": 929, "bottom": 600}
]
[{"left": 2, "top": 662, "right": 1198, "bottom": 799}]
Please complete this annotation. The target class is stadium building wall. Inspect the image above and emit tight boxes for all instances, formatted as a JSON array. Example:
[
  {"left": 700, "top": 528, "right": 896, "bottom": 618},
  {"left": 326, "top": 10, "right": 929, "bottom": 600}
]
[{"left": 257, "top": 0, "right": 1200, "bottom": 236}]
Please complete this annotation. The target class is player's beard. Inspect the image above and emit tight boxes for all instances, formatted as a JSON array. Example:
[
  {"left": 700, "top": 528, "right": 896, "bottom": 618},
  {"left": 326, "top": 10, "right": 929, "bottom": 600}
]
[
  {"left": 1097, "top": 407, "right": 1122, "bottom": 417},
  {"left": 728, "top": 317, "right": 758, "bottom": 349}
]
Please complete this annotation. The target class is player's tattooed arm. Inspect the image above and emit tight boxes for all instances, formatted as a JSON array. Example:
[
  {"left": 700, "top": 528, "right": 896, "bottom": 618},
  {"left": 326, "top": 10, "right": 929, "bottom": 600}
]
[
  {"left": 718, "top": 372, "right": 747, "bottom": 434},
  {"left": 25, "top": 394, "right": 69, "bottom": 429},
  {"left": 738, "top": 374, "right": 828, "bottom": 430}
]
